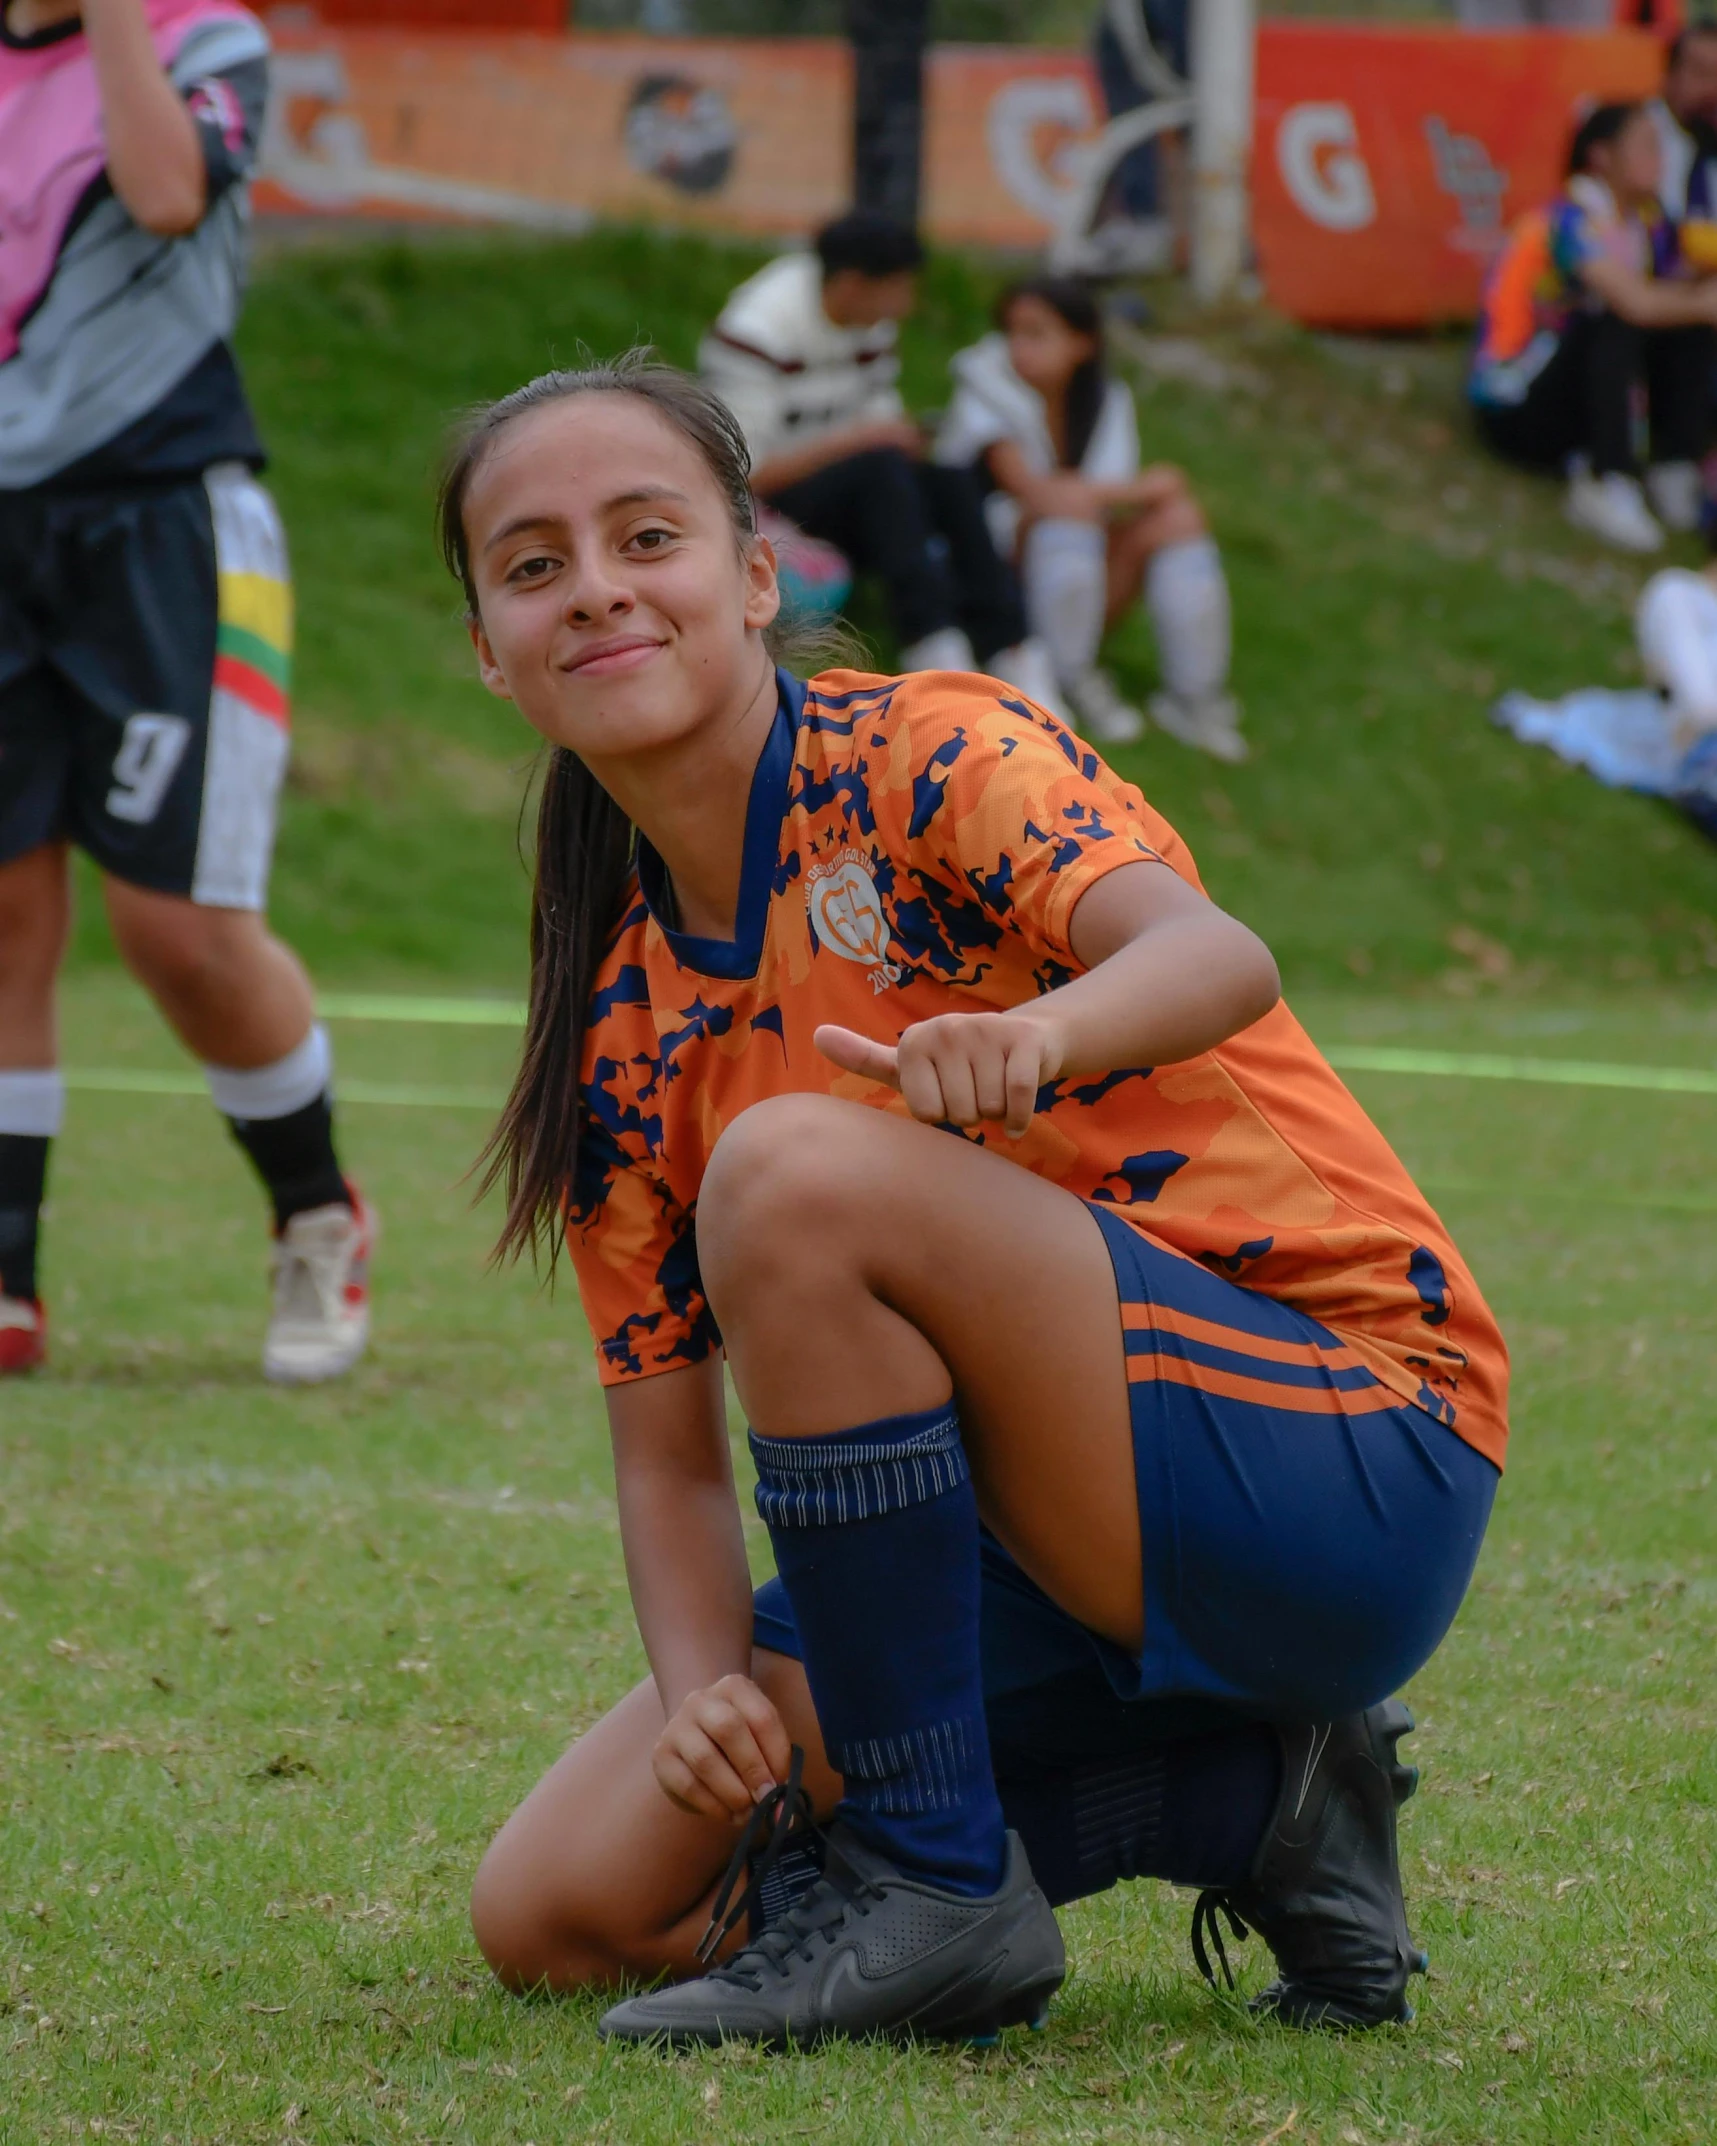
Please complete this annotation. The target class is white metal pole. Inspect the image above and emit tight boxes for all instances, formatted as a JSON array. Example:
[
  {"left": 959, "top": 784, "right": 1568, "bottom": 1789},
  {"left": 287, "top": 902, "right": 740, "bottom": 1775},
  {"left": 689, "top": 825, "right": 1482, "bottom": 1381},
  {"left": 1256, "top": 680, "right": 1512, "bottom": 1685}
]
[{"left": 1189, "top": 0, "right": 1256, "bottom": 305}]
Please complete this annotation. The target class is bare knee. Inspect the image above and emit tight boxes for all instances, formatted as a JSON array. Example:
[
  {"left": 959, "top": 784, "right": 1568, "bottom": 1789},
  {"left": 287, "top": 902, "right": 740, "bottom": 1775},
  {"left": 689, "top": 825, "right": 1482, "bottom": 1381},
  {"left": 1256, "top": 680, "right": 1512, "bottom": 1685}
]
[
  {"left": 106, "top": 884, "right": 261, "bottom": 1009},
  {"left": 1135, "top": 470, "right": 1208, "bottom": 550},
  {"left": 470, "top": 1834, "right": 625, "bottom": 1995},
  {"left": 698, "top": 1094, "right": 879, "bottom": 1307}
]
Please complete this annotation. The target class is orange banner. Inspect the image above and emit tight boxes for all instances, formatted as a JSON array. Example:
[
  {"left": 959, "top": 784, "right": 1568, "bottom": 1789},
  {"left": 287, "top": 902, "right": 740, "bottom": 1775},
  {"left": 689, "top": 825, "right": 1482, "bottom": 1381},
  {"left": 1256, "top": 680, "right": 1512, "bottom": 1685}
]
[
  {"left": 1254, "top": 23, "right": 1665, "bottom": 327},
  {"left": 254, "top": 25, "right": 1104, "bottom": 247},
  {"left": 253, "top": 19, "right": 1675, "bottom": 327}
]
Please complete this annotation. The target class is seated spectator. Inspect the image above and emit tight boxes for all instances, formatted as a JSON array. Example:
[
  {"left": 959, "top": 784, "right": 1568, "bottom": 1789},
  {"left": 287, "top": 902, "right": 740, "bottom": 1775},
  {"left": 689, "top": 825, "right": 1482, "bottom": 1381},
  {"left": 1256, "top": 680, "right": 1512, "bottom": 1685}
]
[
  {"left": 1637, "top": 557, "right": 1717, "bottom": 750},
  {"left": 1492, "top": 555, "right": 1717, "bottom": 839},
  {"left": 1469, "top": 102, "right": 1717, "bottom": 554},
  {"left": 1648, "top": 23, "right": 1717, "bottom": 255},
  {"left": 934, "top": 277, "right": 1243, "bottom": 760},
  {"left": 699, "top": 213, "right": 1057, "bottom": 701}
]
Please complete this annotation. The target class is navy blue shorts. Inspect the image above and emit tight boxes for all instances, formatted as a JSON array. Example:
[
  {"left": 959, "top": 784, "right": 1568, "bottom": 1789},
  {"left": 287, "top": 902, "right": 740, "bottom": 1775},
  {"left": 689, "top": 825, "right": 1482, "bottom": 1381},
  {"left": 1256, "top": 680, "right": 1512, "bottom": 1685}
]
[{"left": 754, "top": 1203, "right": 1498, "bottom": 1762}]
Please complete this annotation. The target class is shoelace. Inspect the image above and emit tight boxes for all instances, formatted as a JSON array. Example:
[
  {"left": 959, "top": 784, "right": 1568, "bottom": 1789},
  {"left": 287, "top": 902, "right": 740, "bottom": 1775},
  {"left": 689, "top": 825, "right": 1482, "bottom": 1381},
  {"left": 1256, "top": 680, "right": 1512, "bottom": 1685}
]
[
  {"left": 694, "top": 1744, "right": 826, "bottom": 1968},
  {"left": 1190, "top": 1889, "right": 1254, "bottom": 1991},
  {"left": 693, "top": 1748, "right": 890, "bottom": 1991}
]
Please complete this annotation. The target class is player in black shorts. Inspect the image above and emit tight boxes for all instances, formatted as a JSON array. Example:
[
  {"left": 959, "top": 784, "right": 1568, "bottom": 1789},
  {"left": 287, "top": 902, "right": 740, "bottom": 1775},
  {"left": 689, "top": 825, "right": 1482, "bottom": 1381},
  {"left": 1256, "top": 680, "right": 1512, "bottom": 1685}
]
[{"left": 0, "top": 0, "right": 374, "bottom": 1380}]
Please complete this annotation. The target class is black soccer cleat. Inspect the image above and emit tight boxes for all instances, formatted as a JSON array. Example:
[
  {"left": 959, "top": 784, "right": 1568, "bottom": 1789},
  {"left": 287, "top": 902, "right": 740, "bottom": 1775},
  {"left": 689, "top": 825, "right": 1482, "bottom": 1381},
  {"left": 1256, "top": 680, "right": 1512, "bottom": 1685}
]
[
  {"left": 1190, "top": 1698, "right": 1430, "bottom": 2031},
  {"left": 598, "top": 1824, "right": 1066, "bottom": 2050}
]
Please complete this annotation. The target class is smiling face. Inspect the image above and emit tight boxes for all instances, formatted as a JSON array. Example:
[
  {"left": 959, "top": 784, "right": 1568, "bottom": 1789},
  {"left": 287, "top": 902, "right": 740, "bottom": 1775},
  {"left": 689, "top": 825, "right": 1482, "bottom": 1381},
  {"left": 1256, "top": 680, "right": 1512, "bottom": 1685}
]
[
  {"left": 462, "top": 391, "right": 780, "bottom": 761},
  {"left": 1003, "top": 293, "right": 1098, "bottom": 398}
]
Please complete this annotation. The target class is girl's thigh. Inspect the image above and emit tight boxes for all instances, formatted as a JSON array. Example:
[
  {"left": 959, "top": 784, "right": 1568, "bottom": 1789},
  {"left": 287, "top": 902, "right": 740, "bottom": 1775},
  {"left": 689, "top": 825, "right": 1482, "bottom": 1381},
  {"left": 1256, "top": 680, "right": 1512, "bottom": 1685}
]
[
  {"left": 700, "top": 1098, "right": 1140, "bottom": 1649},
  {"left": 470, "top": 1647, "right": 835, "bottom": 1992}
]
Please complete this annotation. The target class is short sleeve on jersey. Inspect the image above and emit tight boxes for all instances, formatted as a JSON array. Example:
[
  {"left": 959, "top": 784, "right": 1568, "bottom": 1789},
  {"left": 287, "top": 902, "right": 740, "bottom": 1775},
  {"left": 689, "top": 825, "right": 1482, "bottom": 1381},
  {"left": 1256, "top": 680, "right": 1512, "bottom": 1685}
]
[
  {"left": 889, "top": 684, "right": 1170, "bottom": 972},
  {"left": 566, "top": 928, "right": 723, "bottom": 1385},
  {"left": 184, "top": 54, "right": 268, "bottom": 201}
]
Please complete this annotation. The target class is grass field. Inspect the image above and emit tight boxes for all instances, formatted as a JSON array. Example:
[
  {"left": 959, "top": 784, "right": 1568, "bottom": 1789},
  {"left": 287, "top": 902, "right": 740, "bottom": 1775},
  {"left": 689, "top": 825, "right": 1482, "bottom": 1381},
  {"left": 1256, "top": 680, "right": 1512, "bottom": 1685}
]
[{"left": 8, "top": 226, "right": 1716, "bottom": 2141}]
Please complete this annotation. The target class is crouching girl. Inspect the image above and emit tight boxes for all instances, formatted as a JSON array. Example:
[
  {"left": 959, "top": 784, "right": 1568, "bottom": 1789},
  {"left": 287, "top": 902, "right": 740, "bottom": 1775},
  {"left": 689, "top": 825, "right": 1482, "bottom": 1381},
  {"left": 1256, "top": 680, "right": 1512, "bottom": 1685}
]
[{"left": 448, "top": 356, "right": 1506, "bottom": 2049}]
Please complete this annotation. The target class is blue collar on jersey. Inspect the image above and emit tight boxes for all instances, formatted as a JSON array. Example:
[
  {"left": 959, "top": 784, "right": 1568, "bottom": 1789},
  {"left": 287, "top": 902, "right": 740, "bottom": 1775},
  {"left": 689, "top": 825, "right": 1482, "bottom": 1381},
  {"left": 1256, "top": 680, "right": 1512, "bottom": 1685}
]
[{"left": 635, "top": 666, "right": 804, "bottom": 981}]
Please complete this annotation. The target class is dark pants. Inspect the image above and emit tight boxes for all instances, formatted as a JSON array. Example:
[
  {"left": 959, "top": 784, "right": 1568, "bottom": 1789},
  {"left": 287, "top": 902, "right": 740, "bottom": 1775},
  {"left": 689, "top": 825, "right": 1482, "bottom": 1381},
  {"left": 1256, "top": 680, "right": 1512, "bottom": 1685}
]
[
  {"left": 1477, "top": 311, "right": 1714, "bottom": 476},
  {"left": 1094, "top": 0, "right": 1191, "bottom": 220},
  {"left": 766, "top": 449, "right": 1025, "bottom": 662}
]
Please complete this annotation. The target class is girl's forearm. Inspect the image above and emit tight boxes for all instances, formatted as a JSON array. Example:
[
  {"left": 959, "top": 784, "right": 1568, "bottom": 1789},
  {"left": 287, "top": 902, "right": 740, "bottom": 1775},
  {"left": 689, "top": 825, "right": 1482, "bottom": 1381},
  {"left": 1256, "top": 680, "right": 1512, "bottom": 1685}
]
[
  {"left": 81, "top": 0, "right": 207, "bottom": 235},
  {"left": 609, "top": 1356, "right": 758, "bottom": 1714},
  {"left": 1032, "top": 907, "right": 1280, "bottom": 1079},
  {"left": 619, "top": 1471, "right": 758, "bottom": 1716}
]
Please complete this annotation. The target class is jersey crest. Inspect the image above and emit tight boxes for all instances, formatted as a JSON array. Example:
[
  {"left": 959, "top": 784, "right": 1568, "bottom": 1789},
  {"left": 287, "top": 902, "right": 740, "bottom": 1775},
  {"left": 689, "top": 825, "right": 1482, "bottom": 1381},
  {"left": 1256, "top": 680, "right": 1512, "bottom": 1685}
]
[{"left": 806, "top": 848, "right": 903, "bottom": 991}]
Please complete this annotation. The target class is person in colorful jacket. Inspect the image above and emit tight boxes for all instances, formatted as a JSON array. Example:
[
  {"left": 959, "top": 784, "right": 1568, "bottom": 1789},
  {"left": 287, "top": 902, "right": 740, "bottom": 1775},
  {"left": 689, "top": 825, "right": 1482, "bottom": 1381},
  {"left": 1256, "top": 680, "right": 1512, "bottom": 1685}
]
[
  {"left": 0, "top": 0, "right": 374, "bottom": 1382},
  {"left": 1469, "top": 100, "right": 1717, "bottom": 555},
  {"left": 443, "top": 354, "right": 1509, "bottom": 2050}
]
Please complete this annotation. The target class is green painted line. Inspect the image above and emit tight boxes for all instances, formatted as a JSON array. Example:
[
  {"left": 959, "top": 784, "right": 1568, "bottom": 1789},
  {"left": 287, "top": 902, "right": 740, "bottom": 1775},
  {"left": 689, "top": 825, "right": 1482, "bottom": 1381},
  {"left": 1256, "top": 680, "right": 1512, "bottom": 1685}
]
[
  {"left": 314, "top": 998, "right": 1717, "bottom": 1101},
  {"left": 1416, "top": 1172, "right": 1717, "bottom": 1217},
  {"left": 1323, "top": 1044, "right": 1717, "bottom": 1098},
  {"left": 317, "top": 994, "right": 528, "bottom": 1027},
  {"left": 64, "top": 1068, "right": 206, "bottom": 1099},
  {"left": 64, "top": 1069, "right": 499, "bottom": 1111}
]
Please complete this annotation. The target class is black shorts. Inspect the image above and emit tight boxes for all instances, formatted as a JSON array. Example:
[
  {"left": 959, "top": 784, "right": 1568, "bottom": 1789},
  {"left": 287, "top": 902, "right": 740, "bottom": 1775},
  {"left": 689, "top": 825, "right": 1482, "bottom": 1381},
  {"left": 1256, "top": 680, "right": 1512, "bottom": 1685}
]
[{"left": 0, "top": 464, "right": 292, "bottom": 908}]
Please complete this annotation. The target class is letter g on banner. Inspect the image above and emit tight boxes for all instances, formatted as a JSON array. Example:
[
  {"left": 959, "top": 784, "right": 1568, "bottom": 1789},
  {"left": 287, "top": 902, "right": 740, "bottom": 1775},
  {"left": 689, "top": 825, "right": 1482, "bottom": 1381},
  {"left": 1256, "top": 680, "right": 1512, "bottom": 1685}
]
[{"left": 1277, "top": 102, "right": 1375, "bottom": 233}]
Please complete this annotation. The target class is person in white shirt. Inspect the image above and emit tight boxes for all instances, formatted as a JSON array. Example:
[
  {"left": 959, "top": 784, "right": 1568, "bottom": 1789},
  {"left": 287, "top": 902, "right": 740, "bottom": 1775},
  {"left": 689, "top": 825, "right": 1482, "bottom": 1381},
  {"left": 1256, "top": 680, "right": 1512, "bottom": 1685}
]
[
  {"left": 699, "top": 213, "right": 1057, "bottom": 703},
  {"left": 935, "top": 277, "right": 1242, "bottom": 761}
]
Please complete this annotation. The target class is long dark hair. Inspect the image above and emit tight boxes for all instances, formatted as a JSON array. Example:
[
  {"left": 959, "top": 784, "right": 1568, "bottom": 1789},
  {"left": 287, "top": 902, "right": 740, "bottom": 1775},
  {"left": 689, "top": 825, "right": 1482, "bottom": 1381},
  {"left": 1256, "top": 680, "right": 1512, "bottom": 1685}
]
[
  {"left": 1566, "top": 100, "right": 1640, "bottom": 178},
  {"left": 997, "top": 276, "right": 1107, "bottom": 469},
  {"left": 438, "top": 356, "right": 767, "bottom": 1270}
]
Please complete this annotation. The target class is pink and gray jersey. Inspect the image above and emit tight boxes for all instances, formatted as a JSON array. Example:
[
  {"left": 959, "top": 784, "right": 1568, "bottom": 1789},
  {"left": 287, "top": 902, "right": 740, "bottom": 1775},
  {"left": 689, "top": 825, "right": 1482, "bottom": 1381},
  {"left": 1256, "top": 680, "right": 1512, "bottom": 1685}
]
[{"left": 0, "top": 0, "right": 270, "bottom": 493}]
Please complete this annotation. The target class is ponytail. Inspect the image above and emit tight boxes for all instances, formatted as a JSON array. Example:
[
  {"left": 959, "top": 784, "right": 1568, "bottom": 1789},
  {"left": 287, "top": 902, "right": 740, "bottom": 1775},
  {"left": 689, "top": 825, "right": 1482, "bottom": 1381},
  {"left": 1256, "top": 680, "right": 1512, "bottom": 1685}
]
[
  {"left": 440, "top": 354, "right": 831, "bottom": 1269},
  {"left": 482, "top": 748, "right": 634, "bottom": 1268}
]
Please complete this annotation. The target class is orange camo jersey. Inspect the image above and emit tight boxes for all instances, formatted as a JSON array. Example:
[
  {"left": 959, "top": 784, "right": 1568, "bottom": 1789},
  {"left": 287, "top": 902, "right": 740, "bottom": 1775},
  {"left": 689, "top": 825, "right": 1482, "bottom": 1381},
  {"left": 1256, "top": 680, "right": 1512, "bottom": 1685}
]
[{"left": 567, "top": 669, "right": 1509, "bottom": 1470}]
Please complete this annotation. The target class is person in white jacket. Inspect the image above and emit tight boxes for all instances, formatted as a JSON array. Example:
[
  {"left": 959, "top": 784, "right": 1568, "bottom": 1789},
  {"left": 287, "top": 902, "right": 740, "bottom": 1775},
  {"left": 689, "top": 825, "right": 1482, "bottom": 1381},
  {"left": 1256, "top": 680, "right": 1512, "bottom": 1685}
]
[
  {"left": 699, "top": 213, "right": 1058, "bottom": 703},
  {"left": 936, "top": 278, "right": 1243, "bottom": 760}
]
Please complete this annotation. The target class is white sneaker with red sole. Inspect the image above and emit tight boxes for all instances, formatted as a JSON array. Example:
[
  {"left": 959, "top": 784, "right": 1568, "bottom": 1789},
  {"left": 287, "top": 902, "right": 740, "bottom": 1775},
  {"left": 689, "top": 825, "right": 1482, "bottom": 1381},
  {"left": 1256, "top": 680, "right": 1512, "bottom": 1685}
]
[
  {"left": 263, "top": 1190, "right": 375, "bottom": 1385},
  {"left": 0, "top": 1295, "right": 46, "bottom": 1374}
]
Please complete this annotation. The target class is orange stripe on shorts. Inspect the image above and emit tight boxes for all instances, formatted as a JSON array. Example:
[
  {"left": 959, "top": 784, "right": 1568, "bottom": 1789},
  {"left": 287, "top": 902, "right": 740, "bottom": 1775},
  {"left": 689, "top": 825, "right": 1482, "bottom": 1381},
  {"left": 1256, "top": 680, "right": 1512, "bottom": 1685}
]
[
  {"left": 1126, "top": 1353, "right": 1399, "bottom": 1415},
  {"left": 1121, "top": 1301, "right": 1365, "bottom": 1374}
]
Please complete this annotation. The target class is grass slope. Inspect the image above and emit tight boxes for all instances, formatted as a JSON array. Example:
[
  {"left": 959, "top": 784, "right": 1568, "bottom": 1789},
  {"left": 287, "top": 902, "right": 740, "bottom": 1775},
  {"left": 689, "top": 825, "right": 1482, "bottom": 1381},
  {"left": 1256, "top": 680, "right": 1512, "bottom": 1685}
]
[{"left": 62, "top": 223, "right": 1717, "bottom": 996}]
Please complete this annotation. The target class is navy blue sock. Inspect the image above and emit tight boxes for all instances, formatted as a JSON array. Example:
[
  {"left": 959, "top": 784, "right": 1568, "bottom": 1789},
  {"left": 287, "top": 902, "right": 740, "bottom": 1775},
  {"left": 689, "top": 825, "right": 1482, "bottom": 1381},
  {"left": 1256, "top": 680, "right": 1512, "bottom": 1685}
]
[
  {"left": 749, "top": 1402, "right": 1007, "bottom": 1898},
  {"left": 998, "top": 1724, "right": 1282, "bottom": 1908}
]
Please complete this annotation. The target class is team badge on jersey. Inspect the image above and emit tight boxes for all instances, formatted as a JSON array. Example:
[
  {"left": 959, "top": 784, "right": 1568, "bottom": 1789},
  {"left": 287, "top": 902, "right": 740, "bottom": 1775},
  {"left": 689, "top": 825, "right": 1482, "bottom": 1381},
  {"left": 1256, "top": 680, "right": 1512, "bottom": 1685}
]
[{"left": 806, "top": 848, "right": 903, "bottom": 992}]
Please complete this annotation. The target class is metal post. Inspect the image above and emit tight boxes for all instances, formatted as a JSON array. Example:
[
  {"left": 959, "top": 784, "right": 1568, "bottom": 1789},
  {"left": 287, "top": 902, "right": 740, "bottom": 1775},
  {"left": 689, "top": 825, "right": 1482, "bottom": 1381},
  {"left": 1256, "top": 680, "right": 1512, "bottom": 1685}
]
[
  {"left": 847, "top": 0, "right": 931, "bottom": 227},
  {"left": 1189, "top": 0, "right": 1256, "bottom": 304}
]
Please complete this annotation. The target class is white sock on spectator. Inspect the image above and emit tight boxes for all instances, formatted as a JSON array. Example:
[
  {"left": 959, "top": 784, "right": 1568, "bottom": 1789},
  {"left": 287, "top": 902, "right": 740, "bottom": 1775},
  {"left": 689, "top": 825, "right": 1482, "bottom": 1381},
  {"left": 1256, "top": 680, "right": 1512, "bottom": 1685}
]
[
  {"left": 987, "top": 637, "right": 1068, "bottom": 721},
  {"left": 1146, "top": 538, "right": 1231, "bottom": 703},
  {"left": 900, "top": 626, "right": 976, "bottom": 674},
  {"left": 1022, "top": 518, "right": 1107, "bottom": 688}
]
